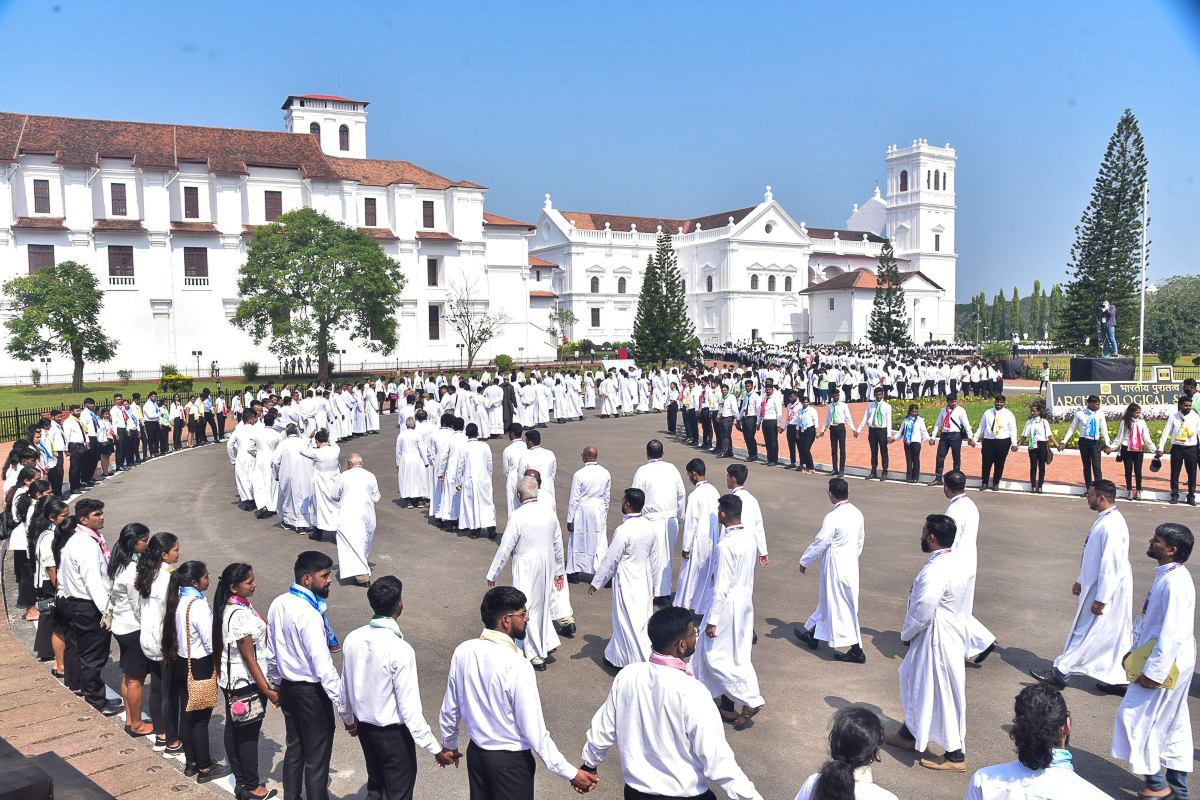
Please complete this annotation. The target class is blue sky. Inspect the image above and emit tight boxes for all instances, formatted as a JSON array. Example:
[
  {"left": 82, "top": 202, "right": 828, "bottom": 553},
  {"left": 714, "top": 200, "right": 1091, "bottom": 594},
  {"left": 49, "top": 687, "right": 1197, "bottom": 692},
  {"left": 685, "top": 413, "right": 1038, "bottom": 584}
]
[{"left": 3, "top": 0, "right": 1197, "bottom": 303}]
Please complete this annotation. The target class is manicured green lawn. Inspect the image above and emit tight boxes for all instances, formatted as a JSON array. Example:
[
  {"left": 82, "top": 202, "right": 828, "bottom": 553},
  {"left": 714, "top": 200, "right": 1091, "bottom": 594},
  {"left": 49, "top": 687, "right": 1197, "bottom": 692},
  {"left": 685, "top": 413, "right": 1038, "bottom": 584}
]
[{"left": 0, "top": 380, "right": 169, "bottom": 412}]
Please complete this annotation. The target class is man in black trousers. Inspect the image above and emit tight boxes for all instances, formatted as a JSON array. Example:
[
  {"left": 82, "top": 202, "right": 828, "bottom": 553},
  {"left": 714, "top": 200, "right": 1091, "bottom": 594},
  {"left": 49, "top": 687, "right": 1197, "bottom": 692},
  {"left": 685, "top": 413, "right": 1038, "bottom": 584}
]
[{"left": 739, "top": 379, "right": 761, "bottom": 462}]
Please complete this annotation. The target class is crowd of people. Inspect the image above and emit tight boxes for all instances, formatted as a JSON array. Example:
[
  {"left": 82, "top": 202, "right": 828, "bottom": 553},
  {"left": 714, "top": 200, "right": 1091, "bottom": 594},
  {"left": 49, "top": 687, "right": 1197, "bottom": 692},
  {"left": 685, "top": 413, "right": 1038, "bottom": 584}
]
[{"left": 2, "top": 362, "right": 1196, "bottom": 800}]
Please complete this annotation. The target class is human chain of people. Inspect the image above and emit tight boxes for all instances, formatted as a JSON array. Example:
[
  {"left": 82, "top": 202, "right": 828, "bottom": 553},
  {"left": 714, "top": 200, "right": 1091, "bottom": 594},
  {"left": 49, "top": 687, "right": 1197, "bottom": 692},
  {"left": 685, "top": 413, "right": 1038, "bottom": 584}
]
[{"left": 3, "top": 363, "right": 1195, "bottom": 800}]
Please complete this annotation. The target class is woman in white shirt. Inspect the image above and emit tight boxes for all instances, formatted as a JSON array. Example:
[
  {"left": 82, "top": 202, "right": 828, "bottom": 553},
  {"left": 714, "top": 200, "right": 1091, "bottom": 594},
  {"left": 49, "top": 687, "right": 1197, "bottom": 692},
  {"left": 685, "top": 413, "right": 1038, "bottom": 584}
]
[
  {"left": 794, "top": 706, "right": 898, "bottom": 800},
  {"left": 213, "top": 563, "right": 278, "bottom": 800},
  {"left": 162, "top": 560, "right": 231, "bottom": 783},
  {"left": 11, "top": 478, "right": 51, "bottom": 621},
  {"left": 890, "top": 404, "right": 930, "bottom": 483},
  {"left": 784, "top": 390, "right": 803, "bottom": 468},
  {"left": 1114, "top": 402, "right": 1152, "bottom": 500},
  {"left": 135, "top": 532, "right": 182, "bottom": 753},
  {"left": 96, "top": 410, "right": 116, "bottom": 477},
  {"left": 1014, "top": 403, "right": 1059, "bottom": 494},
  {"left": 107, "top": 523, "right": 152, "bottom": 736},
  {"left": 30, "top": 499, "right": 69, "bottom": 670},
  {"left": 170, "top": 394, "right": 186, "bottom": 452}
]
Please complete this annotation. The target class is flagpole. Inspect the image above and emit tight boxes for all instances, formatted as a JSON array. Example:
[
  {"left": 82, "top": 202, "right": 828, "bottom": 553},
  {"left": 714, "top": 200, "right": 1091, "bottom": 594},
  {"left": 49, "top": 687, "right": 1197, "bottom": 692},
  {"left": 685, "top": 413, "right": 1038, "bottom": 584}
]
[{"left": 1138, "top": 181, "right": 1148, "bottom": 380}]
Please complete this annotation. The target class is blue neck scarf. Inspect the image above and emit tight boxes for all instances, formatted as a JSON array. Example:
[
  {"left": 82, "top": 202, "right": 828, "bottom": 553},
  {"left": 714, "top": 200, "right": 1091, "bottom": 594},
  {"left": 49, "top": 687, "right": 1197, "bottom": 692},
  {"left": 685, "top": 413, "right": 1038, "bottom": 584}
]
[
  {"left": 290, "top": 584, "right": 340, "bottom": 652},
  {"left": 1049, "top": 748, "right": 1074, "bottom": 772},
  {"left": 180, "top": 586, "right": 204, "bottom": 600}
]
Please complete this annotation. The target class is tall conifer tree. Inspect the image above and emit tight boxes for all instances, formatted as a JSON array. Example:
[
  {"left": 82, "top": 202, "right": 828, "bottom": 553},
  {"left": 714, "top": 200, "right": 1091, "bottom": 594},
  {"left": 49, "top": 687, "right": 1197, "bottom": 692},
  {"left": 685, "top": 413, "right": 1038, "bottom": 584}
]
[
  {"left": 867, "top": 239, "right": 911, "bottom": 347},
  {"left": 632, "top": 253, "right": 665, "bottom": 365},
  {"left": 656, "top": 232, "right": 695, "bottom": 362}
]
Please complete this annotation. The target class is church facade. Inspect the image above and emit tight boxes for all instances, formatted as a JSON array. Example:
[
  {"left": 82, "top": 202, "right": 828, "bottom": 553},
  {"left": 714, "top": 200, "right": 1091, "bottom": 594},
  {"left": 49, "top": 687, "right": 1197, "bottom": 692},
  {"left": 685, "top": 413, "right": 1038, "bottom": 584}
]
[{"left": 529, "top": 139, "right": 957, "bottom": 346}]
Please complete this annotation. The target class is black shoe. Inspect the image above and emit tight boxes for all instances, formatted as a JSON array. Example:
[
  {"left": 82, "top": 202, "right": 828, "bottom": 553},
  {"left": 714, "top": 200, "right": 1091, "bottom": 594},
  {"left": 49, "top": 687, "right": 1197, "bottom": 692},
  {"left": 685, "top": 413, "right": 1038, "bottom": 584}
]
[
  {"left": 867, "top": 472, "right": 878, "bottom": 480},
  {"left": 165, "top": 742, "right": 185, "bottom": 756},
  {"left": 469, "top": 529, "right": 479, "bottom": 539},
  {"left": 752, "top": 631, "right": 758, "bottom": 645},
  {"left": 1096, "top": 681, "right": 1129, "bottom": 696},
  {"left": 184, "top": 764, "right": 199, "bottom": 778},
  {"left": 197, "top": 764, "right": 233, "bottom": 784},
  {"left": 1190, "top": 496, "right": 1197, "bottom": 506},
  {"left": 833, "top": 646, "right": 866, "bottom": 664},
  {"left": 880, "top": 472, "right": 889, "bottom": 481},
  {"left": 99, "top": 699, "right": 124, "bottom": 716},
  {"left": 973, "top": 642, "right": 997, "bottom": 664},
  {"left": 991, "top": 483, "right": 1000, "bottom": 491},
  {"left": 928, "top": 478, "right": 943, "bottom": 486},
  {"left": 793, "top": 627, "right": 818, "bottom": 650},
  {"left": 560, "top": 622, "right": 577, "bottom": 637},
  {"left": 487, "top": 529, "right": 498, "bottom": 540},
  {"left": 1170, "top": 495, "right": 1179, "bottom": 504},
  {"left": 1029, "top": 668, "right": 1067, "bottom": 688}
]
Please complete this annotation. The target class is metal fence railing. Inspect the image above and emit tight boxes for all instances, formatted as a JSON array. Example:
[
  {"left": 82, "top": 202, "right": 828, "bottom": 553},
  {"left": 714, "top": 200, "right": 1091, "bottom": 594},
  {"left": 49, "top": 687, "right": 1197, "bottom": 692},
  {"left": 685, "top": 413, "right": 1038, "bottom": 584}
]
[{"left": 0, "top": 400, "right": 115, "bottom": 444}]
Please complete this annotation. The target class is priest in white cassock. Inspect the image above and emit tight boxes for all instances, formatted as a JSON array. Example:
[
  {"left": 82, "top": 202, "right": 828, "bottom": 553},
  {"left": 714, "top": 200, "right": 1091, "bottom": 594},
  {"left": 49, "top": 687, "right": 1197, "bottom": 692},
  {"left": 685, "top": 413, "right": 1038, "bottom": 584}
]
[
  {"left": 795, "top": 477, "right": 866, "bottom": 663},
  {"left": 226, "top": 409, "right": 258, "bottom": 510},
  {"left": 517, "top": 429, "right": 557, "bottom": 510},
  {"left": 486, "top": 477, "right": 565, "bottom": 670},
  {"left": 1030, "top": 479, "right": 1133, "bottom": 691},
  {"left": 1112, "top": 522, "right": 1195, "bottom": 800},
  {"left": 331, "top": 454, "right": 381, "bottom": 585},
  {"left": 483, "top": 379, "right": 505, "bottom": 437},
  {"left": 362, "top": 384, "right": 380, "bottom": 433},
  {"left": 580, "top": 606, "right": 764, "bottom": 800},
  {"left": 675, "top": 458, "right": 720, "bottom": 616},
  {"left": 437, "top": 418, "right": 468, "bottom": 529},
  {"left": 725, "top": 464, "right": 769, "bottom": 566},
  {"left": 301, "top": 430, "right": 342, "bottom": 538},
  {"left": 251, "top": 410, "right": 283, "bottom": 518},
  {"left": 590, "top": 488, "right": 664, "bottom": 668},
  {"left": 565, "top": 446, "right": 610, "bottom": 578},
  {"left": 632, "top": 439, "right": 686, "bottom": 603},
  {"left": 519, "top": 381, "right": 538, "bottom": 428},
  {"left": 426, "top": 413, "right": 454, "bottom": 523},
  {"left": 394, "top": 417, "right": 429, "bottom": 509},
  {"left": 501, "top": 423, "right": 527, "bottom": 515},
  {"left": 272, "top": 424, "right": 316, "bottom": 532},
  {"left": 599, "top": 373, "right": 616, "bottom": 418},
  {"left": 455, "top": 424, "right": 496, "bottom": 540},
  {"left": 692, "top": 494, "right": 765, "bottom": 731},
  {"left": 941, "top": 470, "right": 998, "bottom": 663},
  {"left": 884, "top": 513, "right": 970, "bottom": 772}
]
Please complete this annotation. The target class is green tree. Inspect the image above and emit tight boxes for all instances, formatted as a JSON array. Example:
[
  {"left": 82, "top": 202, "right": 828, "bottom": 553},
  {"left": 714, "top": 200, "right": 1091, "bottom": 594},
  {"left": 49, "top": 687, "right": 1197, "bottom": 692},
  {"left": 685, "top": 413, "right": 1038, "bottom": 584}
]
[
  {"left": 1048, "top": 284, "right": 1065, "bottom": 337},
  {"left": 1029, "top": 280, "right": 1043, "bottom": 339},
  {"left": 656, "top": 232, "right": 695, "bottom": 363},
  {"left": 1054, "top": 109, "right": 1148, "bottom": 354},
  {"left": 545, "top": 308, "right": 579, "bottom": 355},
  {"left": 631, "top": 253, "right": 666, "bottom": 365},
  {"left": 232, "top": 208, "right": 405, "bottom": 381},
  {"left": 991, "top": 291, "right": 1007, "bottom": 340},
  {"left": 1009, "top": 286, "right": 1022, "bottom": 339},
  {"left": 867, "top": 239, "right": 912, "bottom": 347},
  {"left": 3, "top": 260, "right": 117, "bottom": 390},
  {"left": 1145, "top": 275, "right": 1200, "bottom": 360}
]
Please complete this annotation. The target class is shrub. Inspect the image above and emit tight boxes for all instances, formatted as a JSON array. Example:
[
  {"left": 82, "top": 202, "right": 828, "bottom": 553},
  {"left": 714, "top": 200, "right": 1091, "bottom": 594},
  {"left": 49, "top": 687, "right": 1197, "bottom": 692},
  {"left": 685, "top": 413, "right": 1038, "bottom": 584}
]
[
  {"left": 493, "top": 353, "right": 514, "bottom": 374},
  {"left": 981, "top": 341, "right": 1010, "bottom": 361},
  {"left": 1192, "top": 355, "right": 1200, "bottom": 367},
  {"left": 578, "top": 338, "right": 596, "bottom": 354},
  {"left": 240, "top": 361, "right": 260, "bottom": 382},
  {"left": 30, "top": 368, "right": 41, "bottom": 388},
  {"left": 1159, "top": 349, "right": 1179, "bottom": 366},
  {"left": 117, "top": 369, "right": 133, "bottom": 385},
  {"left": 159, "top": 364, "right": 178, "bottom": 379},
  {"left": 160, "top": 374, "right": 194, "bottom": 394}
]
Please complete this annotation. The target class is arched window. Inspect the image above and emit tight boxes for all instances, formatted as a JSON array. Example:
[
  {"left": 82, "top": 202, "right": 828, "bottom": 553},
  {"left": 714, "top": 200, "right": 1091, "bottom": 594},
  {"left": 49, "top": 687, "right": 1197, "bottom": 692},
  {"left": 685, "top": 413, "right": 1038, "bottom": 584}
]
[
  {"left": 309, "top": 122, "right": 320, "bottom": 138},
  {"left": 768, "top": 275, "right": 776, "bottom": 292},
  {"left": 339, "top": 125, "right": 350, "bottom": 151},
  {"left": 750, "top": 274, "right": 759, "bottom": 290},
  {"left": 926, "top": 170, "right": 931, "bottom": 189},
  {"left": 934, "top": 170, "right": 940, "bottom": 190},
  {"left": 899, "top": 170, "right": 908, "bottom": 192},
  {"left": 784, "top": 276, "right": 793, "bottom": 292},
  {"left": 943, "top": 172, "right": 950, "bottom": 191},
  {"left": 706, "top": 275, "right": 713, "bottom": 292},
  {"left": 617, "top": 277, "right": 627, "bottom": 294},
  {"left": 590, "top": 276, "right": 600, "bottom": 293}
]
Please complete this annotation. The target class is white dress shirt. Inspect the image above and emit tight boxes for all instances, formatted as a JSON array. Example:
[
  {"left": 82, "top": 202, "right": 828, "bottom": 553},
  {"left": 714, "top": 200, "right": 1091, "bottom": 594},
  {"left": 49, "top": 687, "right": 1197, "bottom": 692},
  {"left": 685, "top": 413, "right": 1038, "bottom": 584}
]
[
  {"left": 109, "top": 561, "right": 141, "bottom": 636},
  {"left": 760, "top": 391, "right": 783, "bottom": 422},
  {"left": 933, "top": 406, "right": 972, "bottom": 437},
  {"left": 218, "top": 603, "right": 270, "bottom": 691},
  {"left": 858, "top": 400, "right": 892, "bottom": 435},
  {"left": 1158, "top": 409, "right": 1200, "bottom": 451},
  {"left": 821, "top": 401, "right": 851, "bottom": 431},
  {"left": 438, "top": 632, "right": 575, "bottom": 779},
  {"left": 58, "top": 528, "right": 111, "bottom": 613},
  {"left": 973, "top": 407, "right": 1018, "bottom": 442},
  {"left": 341, "top": 623, "right": 440, "bottom": 753},
  {"left": 1062, "top": 408, "right": 1111, "bottom": 446},
  {"left": 176, "top": 593, "right": 214, "bottom": 659},
  {"left": 266, "top": 588, "right": 352, "bottom": 724}
]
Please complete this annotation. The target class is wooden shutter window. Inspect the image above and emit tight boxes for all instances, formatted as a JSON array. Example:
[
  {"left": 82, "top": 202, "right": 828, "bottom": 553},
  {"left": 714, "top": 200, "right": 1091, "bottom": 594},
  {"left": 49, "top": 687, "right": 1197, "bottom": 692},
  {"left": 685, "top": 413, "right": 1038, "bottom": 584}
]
[
  {"left": 427, "top": 258, "right": 438, "bottom": 287},
  {"left": 33, "top": 180, "right": 50, "bottom": 214},
  {"left": 428, "top": 305, "right": 440, "bottom": 340},
  {"left": 422, "top": 200, "right": 435, "bottom": 228},
  {"left": 27, "top": 244, "right": 54, "bottom": 273},
  {"left": 339, "top": 125, "right": 350, "bottom": 151},
  {"left": 183, "top": 247, "right": 209, "bottom": 277},
  {"left": 265, "top": 191, "right": 283, "bottom": 222},
  {"left": 364, "top": 198, "right": 377, "bottom": 227},
  {"left": 110, "top": 183, "right": 127, "bottom": 216},
  {"left": 184, "top": 186, "right": 200, "bottom": 219},
  {"left": 108, "top": 245, "right": 134, "bottom": 277}
]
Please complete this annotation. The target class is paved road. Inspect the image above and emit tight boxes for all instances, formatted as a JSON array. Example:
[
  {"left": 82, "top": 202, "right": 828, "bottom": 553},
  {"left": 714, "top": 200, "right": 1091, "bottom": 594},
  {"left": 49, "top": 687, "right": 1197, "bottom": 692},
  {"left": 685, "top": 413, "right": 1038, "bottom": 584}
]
[{"left": 10, "top": 409, "right": 1197, "bottom": 799}]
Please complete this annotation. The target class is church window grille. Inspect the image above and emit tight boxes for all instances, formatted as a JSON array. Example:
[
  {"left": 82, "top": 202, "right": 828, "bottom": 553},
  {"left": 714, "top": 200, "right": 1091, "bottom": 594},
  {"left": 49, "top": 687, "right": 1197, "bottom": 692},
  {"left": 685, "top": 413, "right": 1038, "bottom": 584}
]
[
  {"left": 422, "top": 201, "right": 435, "bottom": 228},
  {"left": 183, "top": 247, "right": 208, "bottom": 277},
  {"left": 590, "top": 276, "right": 600, "bottom": 293},
  {"left": 184, "top": 186, "right": 199, "bottom": 219},
  {"left": 111, "top": 183, "right": 127, "bottom": 216},
  {"left": 264, "top": 191, "right": 282, "bottom": 222},
  {"left": 364, "top": 198, "right": 377, "bottom": 227}
]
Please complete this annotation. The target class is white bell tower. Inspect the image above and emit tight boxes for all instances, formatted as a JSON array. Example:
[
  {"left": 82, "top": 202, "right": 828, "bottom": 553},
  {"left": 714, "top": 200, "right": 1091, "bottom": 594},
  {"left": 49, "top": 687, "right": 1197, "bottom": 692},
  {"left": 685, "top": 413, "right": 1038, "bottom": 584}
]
[
  {"left": 885, "top": 139, "right": 957, "bottom": 340},
  {"left": 282, "top": 94, "right": 369, "bottom": 159}
]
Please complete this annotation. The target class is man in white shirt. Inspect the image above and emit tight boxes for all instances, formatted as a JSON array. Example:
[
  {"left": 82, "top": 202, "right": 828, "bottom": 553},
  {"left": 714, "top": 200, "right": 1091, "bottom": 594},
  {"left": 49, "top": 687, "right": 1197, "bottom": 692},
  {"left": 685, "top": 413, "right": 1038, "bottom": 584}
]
[
  {"left": 675, "top": 458, "right": 721, "bottom": 616},
  {"left": 795, "top": 478, "right": 866, "bottom": 663},
  {"left": 631, "top": 439, "right": 686, "bottom": 602},
  {"left": 581, "top": 606, "right": 763, "bottom": 800},
  {"left": 565, "top": 446, "right": 611, "bottom": 579},
  {"left": 818, "top": 388, "right": 851, "bottom": 476},
  {"left": 1031, "top": 479, "right": 1132, "bottom": 693},
  {"left": 738, "top": 380, "right": 761, "bottom": 462},
  {"left": 927, "top": 394, "right": 971, "bottom": 486},
  {"left": 854, "top": 387, "right": 892, "bottom": 480},
  {"left": 970, "top": 394, "right": 1018, "bottom": 490},
  {"left": 142, "top": 390, "right": 162, "bottom": 459},
  {"left": 267, "top": 551, "right": 355, "bottom": 800},
  {"left": 1059, "top": 395, "right": 1111, "bottom": 486},
  {"left": 759, "top": 382, "right": 783, "bottom": 466},
  {"left": 716, "top": 381, "right": 738, "bottom": 458},
  {"left": 439, "top": 586, "right": 597, "bottom": 797},
  {"left": 342, "top": 575, "right": 447, "bottom": 799},
  {"left": 1155, "top": 394, "right": 1200, "bottom": 505}
]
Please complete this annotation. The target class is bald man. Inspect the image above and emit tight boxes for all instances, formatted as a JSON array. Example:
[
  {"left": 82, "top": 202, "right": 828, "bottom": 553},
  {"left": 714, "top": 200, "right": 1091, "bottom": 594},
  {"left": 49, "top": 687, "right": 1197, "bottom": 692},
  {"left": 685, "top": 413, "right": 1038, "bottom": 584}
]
[
  {"left": 332, "top": 454, "right": 381, "bottom": 585},
  {"left": 566, "top": 446, "right": 611, "bottom": 580}
]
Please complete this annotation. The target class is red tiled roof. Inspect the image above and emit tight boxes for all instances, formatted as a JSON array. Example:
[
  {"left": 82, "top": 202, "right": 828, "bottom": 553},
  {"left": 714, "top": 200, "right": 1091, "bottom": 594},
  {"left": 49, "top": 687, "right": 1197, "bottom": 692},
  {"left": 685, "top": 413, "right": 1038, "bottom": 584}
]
[
  {"left": 529, "top": 255, "right": 559, "bottom": 267},
  {"left": 799, "top": 268, "right": 943, "bottom": 293},
  {"left": 12, "top": 216, "right": 67, "bottom": 230},
  {"left": 358, "top": 227, "right": 400, "bottom": 241},
  {"left": 529, "top": 290, "right": 558, "bottom": 298},
  {"left": 242, "top": 224, "right": 263, "bottom": 237},
  {"left": 805, "top": 227, "right": 887, "bottom": 243},
  {"left": 484, "top": 211, "right": 535, "bottom": 230},
  {"left": 326, "top": 156, "right": 485, "bottom": 190},
  {"left": 171, "top": 221, "right": 219, "bottom": 234},
  {"left": 92, "top": 219, "right": 146, "bottom": 232},
  {"left": 559, "top": 206, "right": 755, "bottom": 234},
  {"left": 416, "top": 231, "right": 461, "bottom": 243}
]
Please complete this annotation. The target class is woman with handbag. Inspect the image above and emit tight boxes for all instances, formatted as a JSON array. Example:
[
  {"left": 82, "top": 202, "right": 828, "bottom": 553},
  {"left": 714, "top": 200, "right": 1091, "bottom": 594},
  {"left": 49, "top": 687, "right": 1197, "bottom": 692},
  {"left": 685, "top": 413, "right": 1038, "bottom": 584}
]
[
  {"left": 213, "top": 563, "right": 278, "bottom": 800},
  {"left": 10, "top": 478, "right": 51, "bottom": 621},
  {"left": 162, "top": 560, "right": 231, "bottom": 783},
  {"left": 135, "top": 532, "right": 182, "bottom": 754},
  {"left": 107, "top": 523, "right": 153, "bottom": 737},
  {"left": 1014, "top": 403, "right": 1059, "bottom": 494},
  {"left": 1114, "top": 402, "right": 1152, "bottom": 501},
  {"left": 31, "top": 499, "right": 69, "bottom": 671}
]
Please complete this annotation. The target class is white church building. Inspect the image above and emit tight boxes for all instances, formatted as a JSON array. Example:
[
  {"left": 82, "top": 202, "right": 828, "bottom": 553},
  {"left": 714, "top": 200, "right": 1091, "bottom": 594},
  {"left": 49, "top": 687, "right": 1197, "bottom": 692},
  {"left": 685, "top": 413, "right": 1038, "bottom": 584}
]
[
  {"left": 529, "top": 139, "right": 957, "bottom": 346},
  {"left": 0, "top": 94, "right": 555, "bottom": 378}
]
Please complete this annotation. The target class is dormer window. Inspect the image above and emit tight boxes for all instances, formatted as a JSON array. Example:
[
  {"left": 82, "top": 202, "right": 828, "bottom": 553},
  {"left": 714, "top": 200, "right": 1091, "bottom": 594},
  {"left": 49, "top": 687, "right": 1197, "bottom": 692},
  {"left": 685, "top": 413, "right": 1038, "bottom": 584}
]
[
  {"left": 111, "top": 183, "right": 127, "bottom": 216},
  {"left": 33, "top": 179, "right": 50, "bottom": 214}
]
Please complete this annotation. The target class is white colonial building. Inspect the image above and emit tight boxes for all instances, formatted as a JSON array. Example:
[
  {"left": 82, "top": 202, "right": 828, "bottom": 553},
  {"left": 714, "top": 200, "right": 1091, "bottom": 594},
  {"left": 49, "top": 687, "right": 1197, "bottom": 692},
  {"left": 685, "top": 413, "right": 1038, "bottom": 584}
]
[
  {"left": 529, "top": 139, "right": 957, "bottom": 345},
  {"left": 0, "top": 94, "right": 553, "bottom": 378}
]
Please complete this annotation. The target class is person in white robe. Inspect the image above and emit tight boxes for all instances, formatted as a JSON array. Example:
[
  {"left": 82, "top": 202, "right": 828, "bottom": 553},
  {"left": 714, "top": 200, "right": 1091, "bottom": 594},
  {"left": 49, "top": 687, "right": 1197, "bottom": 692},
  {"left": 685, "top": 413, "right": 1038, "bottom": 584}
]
[
  {"left": 226, "top": 409, "right": 258, "bottom": 509},
  {"left": 1030, "top": 480, "right": 1133, "bottom": 690},
  {"left": 272, "top": 425, "right": 316, "bottom": 531},
  {"left": 565, "top": 447, "right": 611, "bottom": 577},
  {"left": 941, "top": 471, "right": 998, "bottom": 662},
  {"left": 651, "top": 371, "right": 666, "bottom": 412},
  {"left": 795, "top": 478, "right": 866, "bottom": 662},
  {"left": 537, "top": 380, "right": 553, "bottom": 427},
  {"left": 501, "top": 423, "right": 528, "bottom": 515},
  {"left": 584, "top": 372, "right": 597, "bottom": 410},
  {"left": 589, "top": 488, "right": 665, "bottom": 668},
  {"left": 483, "top": 380, "right": 505, "bottom": 437},
  {"left": 884, "top": 513, "right": 970, "bottom": 772},
  {"left": 299, "top": 430, "right": 341, "bottom": 537},
  {"left": 631, "top": 439, "right": 686, "bottom": 600},
  {"left": 1112, "top": 522, "right": 1195, "bottom": 798},
  {"left": 599, "top": 374, "right": 616, "bottom": 417},
  {"left": 580, "top": 606, "right": 764, "bottom": 800},
  {"left": 726, "top": 464, "right": 769, "bottom": 564},
  {"left": 331, "top": 454, "right": 380, "bottom": 584},
  {"left": 426, "top": 414, "right": 455, "bottom": 526},
  {"left": 552, "top": 379, "right": 569, "bottom": 423},
  {"left": 349, "top": 386, "right": 366, "bottom": 435},
  {"left": 636, "top": 375, "right": 650, "bottom": 413},
  {"left": 251, "top": 412, "right": 283, "bottom": 517},
  {"left": 517, "top": 430, "right": 557, "bottom": 511},
  {"left": 454, "top": 424, "right": 496, "bottom": 539},
  {"left": 693, "top": 493, "right": 765, "bottom": 729},
  {"left": 566, "top": 374, "right": 582, "bottom": 420},
  {"left": 486, "top": 477, "right": 565, "bottom": 669},
  {"left": 519, "top": 382, "right": 538, "bottom": 428},
  {"left": 620, "top": 372, "right": 637, "bottom": 415},
  {"left": 436, "top": 419, "right": 468, "bottom": 526},
  {"left": 394, "top": 417, "right": 429, "bottom": 508},
  {"left": 675, "top": 458, "right": 721, "bottom": 616},
  {"left": 362, "top": 384, "right": 380, "bottom": 433},
  {"left": 331, "top": 389, "right": 350, "bottom": 441}
]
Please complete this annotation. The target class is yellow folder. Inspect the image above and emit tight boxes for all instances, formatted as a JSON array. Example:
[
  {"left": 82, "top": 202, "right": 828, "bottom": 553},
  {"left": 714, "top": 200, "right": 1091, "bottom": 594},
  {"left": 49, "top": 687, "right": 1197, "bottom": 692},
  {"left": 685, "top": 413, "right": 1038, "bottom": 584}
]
[{"left": 1123, "top": 638, "right": 1180, "bottom": 689}]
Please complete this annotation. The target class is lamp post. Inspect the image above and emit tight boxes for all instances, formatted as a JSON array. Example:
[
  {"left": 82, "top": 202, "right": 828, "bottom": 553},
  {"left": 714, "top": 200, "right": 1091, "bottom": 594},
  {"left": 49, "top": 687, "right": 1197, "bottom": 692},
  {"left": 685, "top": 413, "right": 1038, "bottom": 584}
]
[
  {"left": 456, "top": 343, "right": 464, "bottom": 369},
  {"left": 191, "top": 350, "right": 203, "bottom": 378},
  {"left": 338, "top": 349, "right": 346, "bottom": 374},
  {"left": 39, "top": 357, "right": 51, "bottom": 385},
  {"left": 1138, "top": 181, "right": 1148, "bottom": 380}
]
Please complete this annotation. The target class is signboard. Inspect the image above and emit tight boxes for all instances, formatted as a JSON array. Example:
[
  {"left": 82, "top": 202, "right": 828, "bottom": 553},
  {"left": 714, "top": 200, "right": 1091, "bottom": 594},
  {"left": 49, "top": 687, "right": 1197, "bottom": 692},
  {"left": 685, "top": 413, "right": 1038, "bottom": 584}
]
[
  {"left": 1046, "top": 381, "right": 1186, "bottom": 415},
  {"left": 1154, "top": 365, "right": 1175, "bottom": 382}
]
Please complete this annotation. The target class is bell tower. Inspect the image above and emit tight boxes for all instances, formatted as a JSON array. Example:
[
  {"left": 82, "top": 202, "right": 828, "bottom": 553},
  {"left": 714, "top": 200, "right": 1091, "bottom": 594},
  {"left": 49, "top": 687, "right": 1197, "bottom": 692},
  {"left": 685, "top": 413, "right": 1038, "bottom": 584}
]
[{"left": 282, "top": 94, "right": 369, "bottom": 159}]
